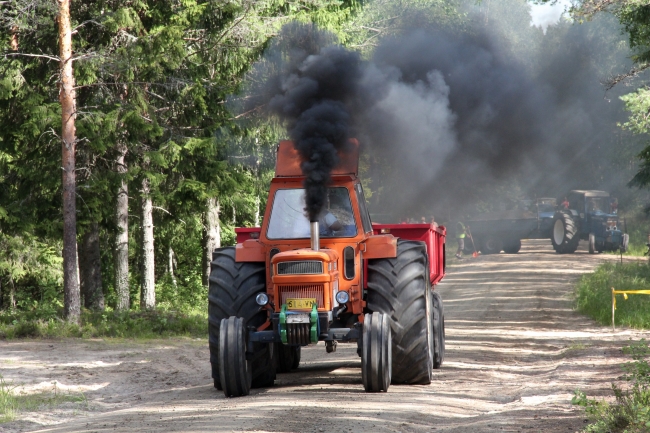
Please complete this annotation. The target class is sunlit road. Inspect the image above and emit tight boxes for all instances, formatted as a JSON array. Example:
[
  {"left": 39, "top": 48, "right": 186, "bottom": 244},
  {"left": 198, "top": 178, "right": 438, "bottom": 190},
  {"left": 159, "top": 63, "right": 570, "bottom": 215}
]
[{"left": 2, "top": 240, "right": 649, "bottom": 433}]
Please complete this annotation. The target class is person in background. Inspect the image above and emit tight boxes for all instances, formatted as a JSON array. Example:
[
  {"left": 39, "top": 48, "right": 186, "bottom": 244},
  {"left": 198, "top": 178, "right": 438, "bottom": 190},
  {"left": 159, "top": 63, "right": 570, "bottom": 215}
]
[
  {"left": 561, "top": 197, "right": 570, "bottom": 209},
  {"left": 610, "top": 197, "right": 618, "bottom": 214},
  {"left": 420, "top": 216, "right": 427, "bottom": 224},
  {"left": 455, "top": 221, "right": 466, "bottom": 259}
]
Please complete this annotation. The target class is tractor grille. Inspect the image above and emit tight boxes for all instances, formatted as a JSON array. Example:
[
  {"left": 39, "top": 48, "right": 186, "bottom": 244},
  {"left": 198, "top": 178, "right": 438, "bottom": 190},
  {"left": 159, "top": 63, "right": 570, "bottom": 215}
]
[
  {"left": 277, "top": 261, "right": 323, "bottom": 275},
  {"left": 278, "top": 284, "right": 325, "bottom": 309}
]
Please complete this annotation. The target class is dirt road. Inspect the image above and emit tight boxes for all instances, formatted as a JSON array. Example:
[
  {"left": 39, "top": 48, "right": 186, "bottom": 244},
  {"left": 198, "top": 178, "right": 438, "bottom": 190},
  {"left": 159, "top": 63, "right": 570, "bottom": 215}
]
[{"left": 3, "top": 240, "right": 649, "bottom": 433}]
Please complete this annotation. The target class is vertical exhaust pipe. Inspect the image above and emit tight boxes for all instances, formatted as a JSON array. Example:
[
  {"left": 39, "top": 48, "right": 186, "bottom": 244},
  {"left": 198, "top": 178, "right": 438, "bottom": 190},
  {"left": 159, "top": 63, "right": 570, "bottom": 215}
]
[{"left": 310, "top": 221, "right": 320, "bottom": 251}]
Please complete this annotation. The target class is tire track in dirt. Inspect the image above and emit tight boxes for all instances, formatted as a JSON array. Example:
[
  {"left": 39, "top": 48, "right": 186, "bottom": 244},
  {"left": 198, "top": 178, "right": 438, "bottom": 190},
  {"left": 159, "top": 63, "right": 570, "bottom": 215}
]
[{"left": 2, "top": 239, "right": 650, "bottom": 432}]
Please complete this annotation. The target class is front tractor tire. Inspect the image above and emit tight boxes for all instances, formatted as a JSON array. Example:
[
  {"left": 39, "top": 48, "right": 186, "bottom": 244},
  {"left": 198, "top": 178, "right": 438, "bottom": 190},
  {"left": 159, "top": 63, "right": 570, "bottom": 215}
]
[
  {"left": 367, "top": 239, "right": 434, "bottom": 385},
  {"left": 219, "top": 317, "right": 251, "bottom": 397},
  {"left": 431, "top": 291, "right": 445, "bottom": 369},
  {"left": 208, "top": 247, "right": 274, "bottom": 392},
  {"left": 621, "top": 233, "right": 630, "bottom": 253},
  {"left": 551, "top": 211, "right": 579, "bottom": 254},
  {"left": 588, "top": 233, "right": 596, "bottom": 254},
  {"left": 361, "top": 312, "right": 392, "bottom": 392}
]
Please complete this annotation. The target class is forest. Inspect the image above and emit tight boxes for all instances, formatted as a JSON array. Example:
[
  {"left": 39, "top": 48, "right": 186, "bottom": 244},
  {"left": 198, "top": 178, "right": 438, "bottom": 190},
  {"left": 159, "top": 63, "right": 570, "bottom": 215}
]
[{"left": 1, "top": 0, "right": 650, "bottom": 330}]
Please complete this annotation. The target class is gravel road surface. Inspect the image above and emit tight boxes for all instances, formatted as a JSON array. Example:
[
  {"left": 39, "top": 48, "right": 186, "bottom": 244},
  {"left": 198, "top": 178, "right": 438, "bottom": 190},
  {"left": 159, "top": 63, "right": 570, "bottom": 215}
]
[{"left": 2, "top": 239, "right": 649, "bottom": 433}]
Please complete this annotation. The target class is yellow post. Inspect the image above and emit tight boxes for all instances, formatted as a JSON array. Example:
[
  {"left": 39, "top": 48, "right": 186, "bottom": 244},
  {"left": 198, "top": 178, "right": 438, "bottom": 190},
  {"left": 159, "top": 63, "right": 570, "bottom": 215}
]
[{"left": 612, "top": 287, "right": 616, "bottom": 331}]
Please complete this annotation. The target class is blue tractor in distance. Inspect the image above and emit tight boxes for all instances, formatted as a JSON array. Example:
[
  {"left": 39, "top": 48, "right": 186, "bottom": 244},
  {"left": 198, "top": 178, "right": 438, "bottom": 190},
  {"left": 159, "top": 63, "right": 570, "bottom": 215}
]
[{"left": 551, "top": 190, "right": 628, "bottom": 254}]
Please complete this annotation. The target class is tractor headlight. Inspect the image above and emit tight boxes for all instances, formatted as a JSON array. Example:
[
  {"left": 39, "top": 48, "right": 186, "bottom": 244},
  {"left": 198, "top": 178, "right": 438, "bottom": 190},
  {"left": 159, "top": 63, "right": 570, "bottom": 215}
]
[
  {"left": 255, "top": 293, "right": 269, "bottom": 306},
  {"left": 335, "top": 291, "right": 350, "bottom": 304}
]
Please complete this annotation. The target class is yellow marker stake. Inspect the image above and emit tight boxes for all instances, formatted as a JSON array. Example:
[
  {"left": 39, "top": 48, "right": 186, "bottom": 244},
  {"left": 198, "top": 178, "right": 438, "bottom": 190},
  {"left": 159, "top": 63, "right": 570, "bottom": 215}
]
[{"left": 611, "top": 288, "right": 650, "bottom": 330}]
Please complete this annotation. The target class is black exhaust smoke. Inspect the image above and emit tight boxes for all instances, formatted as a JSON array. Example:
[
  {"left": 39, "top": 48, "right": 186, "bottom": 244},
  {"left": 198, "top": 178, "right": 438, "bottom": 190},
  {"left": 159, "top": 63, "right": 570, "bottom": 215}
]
[
  {"left": 241, "top": 13, "right": 629, "bottom": 221},
  {"left": 264, "top": 25, "right": 363, "bottom": 221}
]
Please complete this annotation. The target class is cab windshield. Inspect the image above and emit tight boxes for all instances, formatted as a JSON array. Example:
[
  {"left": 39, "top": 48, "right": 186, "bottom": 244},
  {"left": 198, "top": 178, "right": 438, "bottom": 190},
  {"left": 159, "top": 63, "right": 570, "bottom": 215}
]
[
  {"left": 586, "top": 197, "right": 609, "bottom": 214},
  {"left": 266, "top": 188, "right": 357, "bottom": 239}
]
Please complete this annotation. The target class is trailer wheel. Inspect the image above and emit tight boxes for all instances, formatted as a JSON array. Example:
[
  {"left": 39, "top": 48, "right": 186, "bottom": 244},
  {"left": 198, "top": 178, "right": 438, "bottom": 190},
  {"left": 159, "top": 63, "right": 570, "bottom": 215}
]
[
  {"left": 551, "top": 211, "right": 579, "bottom": 254},
  {"left": 588, "top": 233, "right": 596, "bottom": 254},
  {"left": 432, "top": 291, "right": 445, "bottom": 369},
  {"left": 503, "top": 239, "right": 522, "bottom": 254},
  {"left": 367, "top": 239, "right": 433, "bottom": 384},
  {"left": 481, "top": 237, "right": 503, "bottom": 255},
  {"left": 208, "top": 247, "right": 274, "bottom": 390},
  {"left": 361, "top": 312, "right": 391, "bottom": 392},
  {"left": 219, "top": 317, "right": 252, "bottom": 397}
]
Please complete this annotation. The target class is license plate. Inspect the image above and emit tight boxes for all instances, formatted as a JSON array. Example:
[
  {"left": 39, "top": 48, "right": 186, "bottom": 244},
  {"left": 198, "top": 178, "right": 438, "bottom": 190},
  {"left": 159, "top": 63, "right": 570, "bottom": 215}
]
[{"left": 286, "top": 298, "right": 316, "bottom": 310}]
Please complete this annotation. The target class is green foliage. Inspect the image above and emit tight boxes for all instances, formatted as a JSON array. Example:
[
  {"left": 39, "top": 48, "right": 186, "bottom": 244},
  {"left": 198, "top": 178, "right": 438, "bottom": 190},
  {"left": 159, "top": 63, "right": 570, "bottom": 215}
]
[
  {"left": 0, "top": 0, "right": 361, "bottom": 317},
  {"left": 565, "top": 2, "right": 650, "bottom": 194},
  {"left": 345, "top": 0, "right": 463, "bottom": 52},
  {"left": 0, "top": 308, "right": 206, "bottom": 339},
  {"left": 573, "top": 339, "right": 650, "bottom": 433},
  {"left": 0, "top": 375, "right": 16, "bottom": 423},
  {"left": 575, "top": 262, "right": 650, "bottom": 328}
]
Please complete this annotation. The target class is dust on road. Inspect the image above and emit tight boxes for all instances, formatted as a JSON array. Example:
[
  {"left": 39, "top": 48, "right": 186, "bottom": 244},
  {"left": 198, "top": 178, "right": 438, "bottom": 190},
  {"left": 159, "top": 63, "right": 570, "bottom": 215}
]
[{"left": 2, "top": 240, "right": 649, "bottom": 433}]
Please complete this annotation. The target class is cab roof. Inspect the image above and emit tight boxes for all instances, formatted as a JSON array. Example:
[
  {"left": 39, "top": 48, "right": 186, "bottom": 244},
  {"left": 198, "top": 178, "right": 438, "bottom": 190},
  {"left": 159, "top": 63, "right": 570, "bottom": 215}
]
[
  {"left": 569, "top": 190, "right": 610, "bottom": 197},
  {"left": 275, "top": 139, "right": 359, "bottom": 178}
]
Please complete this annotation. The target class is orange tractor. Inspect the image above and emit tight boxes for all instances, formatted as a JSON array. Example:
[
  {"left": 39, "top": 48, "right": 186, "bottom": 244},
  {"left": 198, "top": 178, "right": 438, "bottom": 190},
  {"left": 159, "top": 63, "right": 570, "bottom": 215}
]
[{"left": 209, "top": 140, "right": 446, "bottom": 396}]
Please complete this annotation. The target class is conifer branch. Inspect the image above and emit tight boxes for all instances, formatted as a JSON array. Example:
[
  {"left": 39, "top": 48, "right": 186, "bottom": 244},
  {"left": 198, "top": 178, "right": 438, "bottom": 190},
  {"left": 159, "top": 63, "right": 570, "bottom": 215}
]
[{"left": 5, "top": 52, "right": 59, "bottom": 62}]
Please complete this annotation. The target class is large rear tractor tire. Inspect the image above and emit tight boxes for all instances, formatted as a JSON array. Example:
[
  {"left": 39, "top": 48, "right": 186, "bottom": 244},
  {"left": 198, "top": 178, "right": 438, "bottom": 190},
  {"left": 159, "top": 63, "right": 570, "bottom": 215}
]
[
  {"left": 367, "top": 239, "right": 433, "bottom": 384},
  {"left": 503, "top": 239, "right": 522, "bottom": 254},
  {"left": 219, "top": 317, "right": 252, "bottom": 397},
  {"left": 361, "top": 312, "right": 392, "bottom": 392},
  {"left": 481, "top": 237, "right": 503, "bottom": 255},
  {"left": 432, "top": 291, "right": 445, "bottom": 369},
  {"left": 208, "top": 247, "right": 274, "bottom": 391},
  {"left": 551, "top": 211, "right": 579, "bottom": 254}
]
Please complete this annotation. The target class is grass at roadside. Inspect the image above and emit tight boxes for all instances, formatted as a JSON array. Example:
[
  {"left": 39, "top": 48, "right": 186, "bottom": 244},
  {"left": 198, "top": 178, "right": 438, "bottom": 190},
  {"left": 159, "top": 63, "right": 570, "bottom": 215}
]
[
  {"left": 573, "top": 340, "right": 650, "bottom": 433},
  {"left": 0, "top": 309, "right": 207, "bottom": 340},
  {"left": 0, "top": 375, "right": 87, "bottom": 423},
  {"left": 575, "top": 261, "right": 650, "bottom": 328}
]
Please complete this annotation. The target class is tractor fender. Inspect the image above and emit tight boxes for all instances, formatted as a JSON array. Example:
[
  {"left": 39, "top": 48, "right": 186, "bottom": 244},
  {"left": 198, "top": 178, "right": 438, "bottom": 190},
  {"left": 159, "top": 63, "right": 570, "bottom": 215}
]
[
  {"left": 361, "top": 234, "right": 397, "bottom": 259},
  {"left": 235, "top": 239, "right": 266, "bottom": 262}
]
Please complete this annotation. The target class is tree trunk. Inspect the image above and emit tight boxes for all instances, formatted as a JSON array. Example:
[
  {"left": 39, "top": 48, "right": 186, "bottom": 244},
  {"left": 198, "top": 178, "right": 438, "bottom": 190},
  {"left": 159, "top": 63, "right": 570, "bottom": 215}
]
[
  {"left": 141, "top": 178, "right": 155, "bottom": 310},
  {"left": 254, "top": 195, "right": 260, "bottom": 227},
  {"left": 114, "top": 144, "right": 129, "bottom": 311},
  {"left": 8, "top": 275, "right": 16, "bottom": 310},
  {"left": 168, "top": 246, "right": 177, "bottom": 287},
  {"left": 202, "top": 198, "right": 220, "bottom": 287},
  {"left": 80, "top": 223, "right": 104, "bottom": 310},
  {"left": 59, "top": 0, "right": 80, "bottom": 324}
]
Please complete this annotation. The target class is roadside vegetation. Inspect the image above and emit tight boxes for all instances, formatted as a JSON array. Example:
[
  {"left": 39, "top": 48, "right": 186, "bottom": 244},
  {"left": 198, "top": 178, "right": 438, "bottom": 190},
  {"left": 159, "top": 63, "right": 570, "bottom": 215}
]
[
  {"left": 576, "top": 262, "right": 650, "bottom": 328},
  {"left": 0, "top": 375, "right": 87, "bottom": 423},
  {"left": 573, "top": 340, "right": 650, "bottom": 433},
  {"left": 0, "top": 275, "right": 207, "bottom": 339},
  {"left": 0, "top": 308, "right": 206, "bottom": 340}
]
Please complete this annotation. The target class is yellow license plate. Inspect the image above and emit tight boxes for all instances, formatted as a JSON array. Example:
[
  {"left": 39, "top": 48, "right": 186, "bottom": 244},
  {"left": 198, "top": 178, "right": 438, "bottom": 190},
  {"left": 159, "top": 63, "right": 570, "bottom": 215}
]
[{"left": 286, "top": 298, "right": 317, "bottom": 310}]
